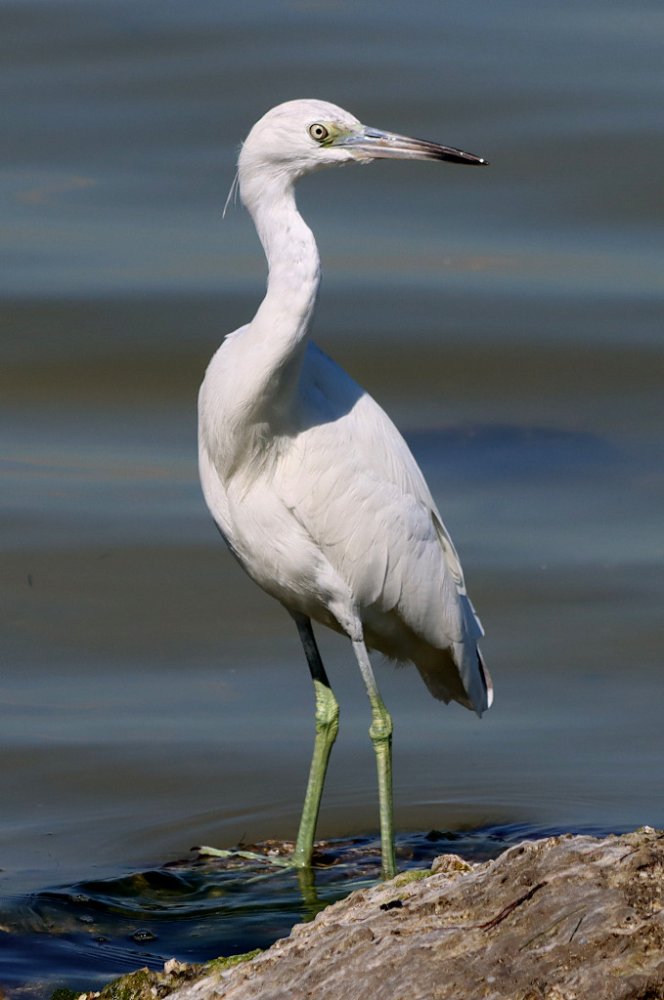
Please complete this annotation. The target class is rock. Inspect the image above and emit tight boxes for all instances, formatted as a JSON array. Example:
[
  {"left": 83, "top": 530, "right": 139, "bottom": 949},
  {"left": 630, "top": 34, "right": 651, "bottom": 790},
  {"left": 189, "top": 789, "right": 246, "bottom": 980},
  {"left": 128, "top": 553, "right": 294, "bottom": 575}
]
[
  {"left": 71, "top": 952, "right": 262, "bottom": 1000},
  {"left": 164, "top": 827, "right": 663, "bottom": 1000}
]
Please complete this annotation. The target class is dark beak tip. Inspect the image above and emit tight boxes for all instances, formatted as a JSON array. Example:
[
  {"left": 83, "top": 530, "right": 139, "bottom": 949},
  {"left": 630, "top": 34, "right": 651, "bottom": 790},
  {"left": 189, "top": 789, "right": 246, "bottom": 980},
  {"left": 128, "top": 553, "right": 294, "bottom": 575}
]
[{"left": 443, "top": 149, "right": 489, "bottom": 167}]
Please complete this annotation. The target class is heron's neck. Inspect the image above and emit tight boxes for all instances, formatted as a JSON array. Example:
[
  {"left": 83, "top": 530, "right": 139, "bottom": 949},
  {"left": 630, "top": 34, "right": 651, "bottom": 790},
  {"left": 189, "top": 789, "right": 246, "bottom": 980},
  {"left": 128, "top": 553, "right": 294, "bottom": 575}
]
[
  {"left": 252, "top": 180, "right": 320, "bottom": 307},
  {"left": 240, "top": 172, "right": 321, "bottom": 412}
]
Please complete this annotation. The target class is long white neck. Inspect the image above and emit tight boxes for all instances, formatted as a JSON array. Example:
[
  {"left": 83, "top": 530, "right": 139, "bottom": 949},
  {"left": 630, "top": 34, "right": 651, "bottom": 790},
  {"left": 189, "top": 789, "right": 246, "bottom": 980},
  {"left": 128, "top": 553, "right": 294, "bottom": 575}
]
[{"left": 237, "top": 169, "right": 321, "bottom": 418}]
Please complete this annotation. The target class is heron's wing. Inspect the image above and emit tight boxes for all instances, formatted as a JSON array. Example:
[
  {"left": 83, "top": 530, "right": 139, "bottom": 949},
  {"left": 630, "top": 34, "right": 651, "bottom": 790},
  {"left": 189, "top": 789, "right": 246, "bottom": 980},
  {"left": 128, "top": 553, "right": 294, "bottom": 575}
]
[{"left": 279, "top": 345, "right": 484, "bottom": 659}]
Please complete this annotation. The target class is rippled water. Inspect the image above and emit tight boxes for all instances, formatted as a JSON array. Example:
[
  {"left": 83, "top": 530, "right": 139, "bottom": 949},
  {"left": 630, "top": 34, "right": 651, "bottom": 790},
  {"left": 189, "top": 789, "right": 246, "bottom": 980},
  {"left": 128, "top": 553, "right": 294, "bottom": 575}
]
[{"left": 1, "top": 0, "right": 663, "bottom": 993}]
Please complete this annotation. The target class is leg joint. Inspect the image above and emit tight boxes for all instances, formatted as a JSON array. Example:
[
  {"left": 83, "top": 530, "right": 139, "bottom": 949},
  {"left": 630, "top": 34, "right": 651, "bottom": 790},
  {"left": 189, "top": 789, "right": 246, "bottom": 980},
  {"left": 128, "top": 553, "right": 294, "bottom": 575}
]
[
  {"left": 369, "top": 704, "right": 393, "bottom": 744},
  {"left": 313, "top": 679, "right": 340, "bottom": 736}
]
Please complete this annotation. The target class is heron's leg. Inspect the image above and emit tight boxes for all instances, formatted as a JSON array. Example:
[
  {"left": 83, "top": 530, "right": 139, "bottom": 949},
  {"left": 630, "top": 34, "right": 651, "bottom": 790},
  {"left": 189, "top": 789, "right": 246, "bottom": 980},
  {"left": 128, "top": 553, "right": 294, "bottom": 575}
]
[
  {"left": 291, "top": 614, "right": 339, "bottom": 868},
  {"left": 352, "top": 639, "right": 397, "bottom": 880},
  {"left": 199, "top": 617, "right": 337, "bottom": 871}
]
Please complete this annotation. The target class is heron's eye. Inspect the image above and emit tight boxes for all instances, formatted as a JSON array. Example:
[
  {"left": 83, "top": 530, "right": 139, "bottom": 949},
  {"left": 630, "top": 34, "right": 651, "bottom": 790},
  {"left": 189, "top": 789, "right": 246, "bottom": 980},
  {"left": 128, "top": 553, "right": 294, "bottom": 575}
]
[{"left": 308, "top": 123, "right": 330, "bottom": 143}]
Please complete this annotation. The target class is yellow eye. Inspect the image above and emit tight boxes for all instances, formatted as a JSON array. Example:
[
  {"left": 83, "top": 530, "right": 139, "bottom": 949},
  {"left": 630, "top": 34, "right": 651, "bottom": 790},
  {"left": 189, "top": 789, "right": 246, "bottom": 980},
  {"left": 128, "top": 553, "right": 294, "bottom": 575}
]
[{"left": 308, "top": 123, "right": 330, "bottom": 142}]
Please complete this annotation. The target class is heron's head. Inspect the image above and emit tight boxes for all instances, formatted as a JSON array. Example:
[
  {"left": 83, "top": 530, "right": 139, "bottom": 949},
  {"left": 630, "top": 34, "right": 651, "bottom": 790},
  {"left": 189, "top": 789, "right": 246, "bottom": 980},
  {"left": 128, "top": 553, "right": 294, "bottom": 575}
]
[{"left": 237, "top": 99, "right": 487, "bottom": 207}]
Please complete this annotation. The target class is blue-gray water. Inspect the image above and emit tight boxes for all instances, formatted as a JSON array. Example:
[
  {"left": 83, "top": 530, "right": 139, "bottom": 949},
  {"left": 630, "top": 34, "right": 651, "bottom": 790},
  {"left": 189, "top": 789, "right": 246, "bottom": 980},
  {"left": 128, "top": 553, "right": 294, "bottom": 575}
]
[{"left": 1, "top": 0, "right": 663, "bottom": 993}]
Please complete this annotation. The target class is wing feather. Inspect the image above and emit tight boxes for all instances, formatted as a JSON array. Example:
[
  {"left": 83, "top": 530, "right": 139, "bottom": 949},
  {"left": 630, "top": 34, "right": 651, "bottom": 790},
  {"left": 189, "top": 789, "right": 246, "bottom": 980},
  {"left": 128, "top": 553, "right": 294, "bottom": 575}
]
[{"left": 276, "top": 344, "right": 488, "bottom": 712}]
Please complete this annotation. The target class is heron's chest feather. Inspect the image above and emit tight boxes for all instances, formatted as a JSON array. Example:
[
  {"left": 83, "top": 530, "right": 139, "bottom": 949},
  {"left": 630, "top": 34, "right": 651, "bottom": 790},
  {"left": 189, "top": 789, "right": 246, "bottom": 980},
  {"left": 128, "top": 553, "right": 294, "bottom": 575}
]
[{"left": 200, "top": 356, "right": 274, "bottom": 474}]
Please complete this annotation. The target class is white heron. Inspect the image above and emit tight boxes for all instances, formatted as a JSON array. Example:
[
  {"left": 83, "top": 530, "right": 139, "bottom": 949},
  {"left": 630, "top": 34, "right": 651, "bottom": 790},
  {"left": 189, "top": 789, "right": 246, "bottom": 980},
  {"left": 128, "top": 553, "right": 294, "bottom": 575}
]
[{"left": 198, "top": 99, "right": 492, "bottom": 879}]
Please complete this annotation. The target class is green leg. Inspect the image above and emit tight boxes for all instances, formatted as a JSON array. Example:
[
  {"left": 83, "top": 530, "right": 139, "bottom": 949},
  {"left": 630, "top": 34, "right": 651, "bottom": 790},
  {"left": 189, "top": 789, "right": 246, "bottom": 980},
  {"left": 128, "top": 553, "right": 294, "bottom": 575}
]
[
  {"left": 291, "top": 616, "right": 339, "bottom": 869},
  {"left": 352, "top": 639, "right": 397, "bottom": 880},
  {"left": 292, "top": 678, "right": 339, "bottom": 866},
  {"left": 199, "top": 616, "right": 337, "bottom": 872}
]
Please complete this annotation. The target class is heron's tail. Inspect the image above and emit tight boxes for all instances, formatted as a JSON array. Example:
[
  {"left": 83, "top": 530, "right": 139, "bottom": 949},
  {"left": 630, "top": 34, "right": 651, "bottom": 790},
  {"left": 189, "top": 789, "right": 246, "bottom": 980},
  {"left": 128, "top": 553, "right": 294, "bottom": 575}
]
[{"left": 415, "top": 642, "right": 492, "bottom": 716}]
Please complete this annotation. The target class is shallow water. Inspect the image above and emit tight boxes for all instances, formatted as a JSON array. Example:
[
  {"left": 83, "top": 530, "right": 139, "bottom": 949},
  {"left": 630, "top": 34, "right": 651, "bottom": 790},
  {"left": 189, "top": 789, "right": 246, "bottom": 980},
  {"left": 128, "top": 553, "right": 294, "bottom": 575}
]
[{"left": 1, "top": 0, "right": 663, "bottom": 993}]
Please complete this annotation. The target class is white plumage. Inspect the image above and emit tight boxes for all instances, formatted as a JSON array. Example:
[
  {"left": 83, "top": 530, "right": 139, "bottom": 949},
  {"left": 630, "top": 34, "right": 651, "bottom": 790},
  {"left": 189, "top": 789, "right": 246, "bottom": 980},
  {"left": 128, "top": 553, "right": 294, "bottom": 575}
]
[{"left": 198, "top": 100, "right": 492, "bottom": 877}]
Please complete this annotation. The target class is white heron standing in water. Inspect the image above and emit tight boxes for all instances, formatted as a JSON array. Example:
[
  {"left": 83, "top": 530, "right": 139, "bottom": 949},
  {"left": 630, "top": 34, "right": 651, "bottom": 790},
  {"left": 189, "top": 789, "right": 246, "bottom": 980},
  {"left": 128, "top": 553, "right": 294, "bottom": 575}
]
[{"left": 198, "top": 100, "right": 492, "bottom": 879}]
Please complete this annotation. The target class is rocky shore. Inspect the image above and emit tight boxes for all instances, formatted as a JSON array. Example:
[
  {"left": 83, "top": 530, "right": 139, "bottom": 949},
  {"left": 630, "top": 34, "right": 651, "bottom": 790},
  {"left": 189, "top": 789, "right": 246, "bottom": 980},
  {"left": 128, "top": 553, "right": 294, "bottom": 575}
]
[{"left": 73, "top": 827, "right": 663, "bottom": 1000}]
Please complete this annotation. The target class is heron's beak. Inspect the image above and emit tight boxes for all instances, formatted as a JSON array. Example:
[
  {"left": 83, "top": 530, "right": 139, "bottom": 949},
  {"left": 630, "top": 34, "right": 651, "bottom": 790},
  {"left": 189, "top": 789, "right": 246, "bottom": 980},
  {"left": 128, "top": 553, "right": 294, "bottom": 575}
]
[{"left": 335, "top": 126, "right": 488, "bottom": 166}]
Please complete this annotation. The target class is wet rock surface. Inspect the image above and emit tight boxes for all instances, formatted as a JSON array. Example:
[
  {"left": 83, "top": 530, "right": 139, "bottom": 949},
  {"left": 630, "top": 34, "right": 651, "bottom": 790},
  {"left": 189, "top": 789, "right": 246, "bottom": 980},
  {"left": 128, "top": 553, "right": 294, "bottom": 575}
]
[{"left": 87, "top": 828, "right": 664, "bottom": 1000}]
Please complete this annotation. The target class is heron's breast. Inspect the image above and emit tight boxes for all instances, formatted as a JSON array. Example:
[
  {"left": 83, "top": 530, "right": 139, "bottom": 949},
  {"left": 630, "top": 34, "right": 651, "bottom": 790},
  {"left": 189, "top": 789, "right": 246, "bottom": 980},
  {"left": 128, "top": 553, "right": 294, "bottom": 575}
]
[{"left": 220, "top": 474, "right": 348, "bottom": 616}]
